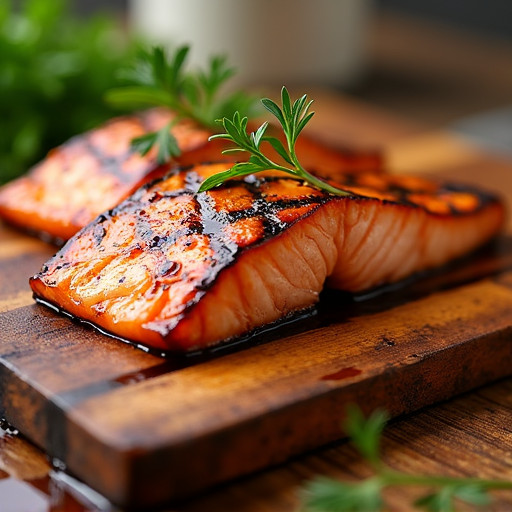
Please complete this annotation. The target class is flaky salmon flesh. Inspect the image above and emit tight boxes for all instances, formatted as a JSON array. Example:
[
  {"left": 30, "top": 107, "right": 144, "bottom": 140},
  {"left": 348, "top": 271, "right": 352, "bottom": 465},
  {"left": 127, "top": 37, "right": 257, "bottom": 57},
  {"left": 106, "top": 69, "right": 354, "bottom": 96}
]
[
  {"left": 0, "top": 109, "right": 382, "bottom": 241},
  {"left": 30, "top": 163, "right": 505, "bottom": 352}
]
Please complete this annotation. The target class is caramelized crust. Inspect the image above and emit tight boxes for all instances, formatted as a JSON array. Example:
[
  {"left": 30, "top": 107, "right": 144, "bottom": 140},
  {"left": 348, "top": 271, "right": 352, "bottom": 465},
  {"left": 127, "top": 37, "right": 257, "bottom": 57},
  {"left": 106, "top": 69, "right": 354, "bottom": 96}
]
[
  {"left": 0, "top": 110, "right": 209, "bottom": 240},
  {"left": 0, "top": 110, "right": 382, "bottom": 241},
  {"left": 30, "top": 163, "right": 505, "bottom": 351}
]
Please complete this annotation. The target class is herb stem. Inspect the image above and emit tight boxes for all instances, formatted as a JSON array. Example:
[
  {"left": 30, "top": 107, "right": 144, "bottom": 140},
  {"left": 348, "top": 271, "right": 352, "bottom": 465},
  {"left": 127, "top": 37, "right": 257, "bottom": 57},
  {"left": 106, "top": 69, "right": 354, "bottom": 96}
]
[
  {"left": 199, "top": 87, "right": 353, "bottom": 196},
  {"left": 284, "top": 144, "right": 346, "bottom": 195},
  {"left": 381, "top": 470, "right": 512, "bottom": 490},
  {"left": 300, "top": 407, "right": 512, "bottom": 511},
  {"left": 295, "top": 169, "right": 350, "bottom": 195}
]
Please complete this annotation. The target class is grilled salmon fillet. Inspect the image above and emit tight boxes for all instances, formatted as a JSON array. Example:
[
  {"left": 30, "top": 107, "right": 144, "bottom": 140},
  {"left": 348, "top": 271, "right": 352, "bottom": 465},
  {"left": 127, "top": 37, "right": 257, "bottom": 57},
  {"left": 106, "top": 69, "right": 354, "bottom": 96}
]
[
  {"left": 30, "top": 163, "right": 505, "bottom": 352},
  {"left": 0, "top": 110, "right": 381, "bottom": 241}
]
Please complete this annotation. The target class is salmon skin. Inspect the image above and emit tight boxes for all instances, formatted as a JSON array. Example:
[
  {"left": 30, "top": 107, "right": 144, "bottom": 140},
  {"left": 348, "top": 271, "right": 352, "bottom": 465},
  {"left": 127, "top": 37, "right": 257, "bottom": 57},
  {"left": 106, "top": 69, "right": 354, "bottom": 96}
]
[
  {"left": 30, "top": 163, "right": 505, "bottom": 352},
  {"left": 0, "top": 110, "right": 382, "bottom": 242}
]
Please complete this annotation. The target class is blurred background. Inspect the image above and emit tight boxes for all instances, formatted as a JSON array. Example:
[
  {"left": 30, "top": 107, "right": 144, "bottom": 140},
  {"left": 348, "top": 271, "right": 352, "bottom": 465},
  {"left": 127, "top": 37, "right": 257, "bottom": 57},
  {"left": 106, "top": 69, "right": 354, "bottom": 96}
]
[{"left": 1, "top": 0, "right": 511, "bottom": 183}]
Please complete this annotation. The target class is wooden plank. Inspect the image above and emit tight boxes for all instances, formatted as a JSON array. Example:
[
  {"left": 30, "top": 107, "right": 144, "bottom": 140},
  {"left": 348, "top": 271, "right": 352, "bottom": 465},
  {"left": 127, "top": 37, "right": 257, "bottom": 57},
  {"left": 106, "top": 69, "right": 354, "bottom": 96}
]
[
  {"left": 64, "top": 276, "right": 512, "bottom": 506},
  {"left": 1, "top": 221, "right": 512, "bottom": 505},
  {"left": 3, "top": 380, "right": 512, "bottom": 512},
  {"left": 1, "top": 97, "right": 512, "bottom": 506},
  {"left": 177, "top": 378, "right": 512, "bottom": 512}
]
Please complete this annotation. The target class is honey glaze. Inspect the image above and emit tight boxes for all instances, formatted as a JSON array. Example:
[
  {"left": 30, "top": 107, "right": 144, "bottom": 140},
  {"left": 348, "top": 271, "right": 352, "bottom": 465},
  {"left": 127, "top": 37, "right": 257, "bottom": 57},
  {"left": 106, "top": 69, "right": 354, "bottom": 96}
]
[
  {"left": 31, "top": 235, "right": 512, "bottom": 395},
  {"left": 35, "top": 235, "right": 512, "bottom": 361}
]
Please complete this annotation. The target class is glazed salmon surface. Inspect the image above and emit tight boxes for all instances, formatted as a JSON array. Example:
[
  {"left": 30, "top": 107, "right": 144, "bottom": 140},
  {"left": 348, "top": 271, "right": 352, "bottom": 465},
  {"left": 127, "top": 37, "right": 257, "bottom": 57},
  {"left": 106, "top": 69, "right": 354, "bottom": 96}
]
[
  {"left": 0, "top": 110, "right": 209, "bottom": 241},
  {"left": 0, "top": 110, "right": 381, "bottom": 241},
  {"left": 30, "top": 163, "right": 505, "bottom": 352}
]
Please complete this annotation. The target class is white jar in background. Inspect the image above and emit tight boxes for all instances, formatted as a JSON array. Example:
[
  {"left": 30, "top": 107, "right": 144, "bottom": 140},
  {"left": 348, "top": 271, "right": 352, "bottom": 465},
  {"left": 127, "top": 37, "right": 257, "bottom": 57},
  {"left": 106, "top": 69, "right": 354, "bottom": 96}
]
[{"left": 129, "top": 0, "right": 373, "bottom": 88}]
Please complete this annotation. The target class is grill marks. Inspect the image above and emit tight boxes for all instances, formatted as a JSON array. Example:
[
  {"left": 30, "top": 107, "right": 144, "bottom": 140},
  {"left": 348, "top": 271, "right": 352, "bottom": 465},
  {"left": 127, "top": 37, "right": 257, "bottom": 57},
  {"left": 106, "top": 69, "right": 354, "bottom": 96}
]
[
  {"left": 0, "top": 110, "right": 211, "bottom": 240},
  {"left": 30, "top": 164, "right": 333, "bottom": 349},
  {"left": 337, "top": 172, "right": 495, "bottom": 215},
  {"left": 30, "top": 163, "right": 505, "bottom": 351},
  {"left": 0, "top": 107, "right": 383, "bottom": 242}
]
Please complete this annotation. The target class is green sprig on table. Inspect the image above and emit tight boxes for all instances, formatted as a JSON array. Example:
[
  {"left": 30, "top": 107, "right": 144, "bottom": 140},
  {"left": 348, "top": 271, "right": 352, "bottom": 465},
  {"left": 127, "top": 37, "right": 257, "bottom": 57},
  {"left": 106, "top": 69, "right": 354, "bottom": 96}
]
[{"left": 300, "top": 406, "right": 512, "bottom": 512}]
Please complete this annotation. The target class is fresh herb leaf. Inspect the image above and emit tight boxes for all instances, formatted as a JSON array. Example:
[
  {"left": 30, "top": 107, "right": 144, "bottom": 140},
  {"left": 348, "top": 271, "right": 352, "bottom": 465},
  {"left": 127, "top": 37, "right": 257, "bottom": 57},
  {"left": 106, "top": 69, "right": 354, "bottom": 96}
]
[
  {"left": 300, "top": 406, "right": 512, "bottom": 512},
  {"left": 414, "top": 484, "right": 491, "bottom": 512},
  {"left": 131, "top": 122, "right": 181, "bottom": 164},
  {"left": 343, "top": 405, "right": 388, "bottom": 469},
  {"left": 452, "top": 484, "right": 491, "bottom": 507},
  {"left": 414, "top": 488, "right": 456, "bottom": 512},
  {"left": 301, "top": 477, "right": 383, "bottom": 512},
  {"left": 198, "top": 87, "right": 351, "bottom": 196},
  {"left": 105, "top": 45, "right": 258, "bottom": 162}
]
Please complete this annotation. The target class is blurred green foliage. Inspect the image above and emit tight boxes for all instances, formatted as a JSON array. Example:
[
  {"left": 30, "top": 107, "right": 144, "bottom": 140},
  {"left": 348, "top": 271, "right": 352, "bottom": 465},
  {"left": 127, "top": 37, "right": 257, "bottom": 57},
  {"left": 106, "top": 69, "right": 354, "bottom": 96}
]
[{"left": 0, "top": 0, "right": 136, "bottom": 184}]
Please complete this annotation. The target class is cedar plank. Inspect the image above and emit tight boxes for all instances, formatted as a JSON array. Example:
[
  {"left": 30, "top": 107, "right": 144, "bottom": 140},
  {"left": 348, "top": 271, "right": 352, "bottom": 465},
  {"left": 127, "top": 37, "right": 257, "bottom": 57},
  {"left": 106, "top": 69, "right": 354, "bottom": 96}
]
[
  {"left": 59, "top": 277, "right": 512, "bottom": 505},
  {"left": 1, "top": 219, "right": 512, "bottom": 505}
]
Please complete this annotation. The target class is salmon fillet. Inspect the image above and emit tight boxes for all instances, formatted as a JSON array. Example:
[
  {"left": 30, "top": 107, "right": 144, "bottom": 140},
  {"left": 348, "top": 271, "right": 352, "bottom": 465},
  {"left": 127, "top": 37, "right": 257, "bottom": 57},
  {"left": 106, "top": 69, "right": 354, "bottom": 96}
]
[
  {"left": 30, "top": 163, "right": 505, "bottom": 352},
  {"left": 0, "top": 110, "right": 381, "bottom": 241}
]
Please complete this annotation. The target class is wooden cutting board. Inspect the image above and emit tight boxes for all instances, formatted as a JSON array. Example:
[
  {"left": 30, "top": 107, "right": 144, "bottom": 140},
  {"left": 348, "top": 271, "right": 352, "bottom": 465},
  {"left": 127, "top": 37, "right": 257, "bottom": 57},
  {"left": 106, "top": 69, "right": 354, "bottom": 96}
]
[{"left": 1, "top": 98, "right": 512, "bottom": 508}]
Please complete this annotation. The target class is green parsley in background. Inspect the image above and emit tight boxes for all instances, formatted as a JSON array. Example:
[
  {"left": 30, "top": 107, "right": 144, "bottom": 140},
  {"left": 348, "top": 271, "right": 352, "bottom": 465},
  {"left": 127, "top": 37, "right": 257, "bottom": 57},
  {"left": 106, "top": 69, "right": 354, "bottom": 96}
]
[{"left": 0, "top": 0, "right": 137, "bottom": 184}]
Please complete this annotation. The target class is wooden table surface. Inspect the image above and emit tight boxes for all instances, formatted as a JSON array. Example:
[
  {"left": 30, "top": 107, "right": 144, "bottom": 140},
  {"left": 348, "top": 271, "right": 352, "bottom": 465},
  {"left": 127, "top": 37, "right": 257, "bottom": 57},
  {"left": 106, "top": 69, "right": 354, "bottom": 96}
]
[{"left": 1, "top": 86, "right": 512, "bottom": 511}]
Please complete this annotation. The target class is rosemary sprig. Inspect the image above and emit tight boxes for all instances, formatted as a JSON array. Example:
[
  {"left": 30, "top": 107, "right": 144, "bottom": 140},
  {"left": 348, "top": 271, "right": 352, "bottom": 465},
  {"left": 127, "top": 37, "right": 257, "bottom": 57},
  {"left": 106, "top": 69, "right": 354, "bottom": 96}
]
[
  {"left": 198, "top": 87, "right": 351, "bottom": 195},
  {"left": 105, "top": 46, "right": 258, "bottom": 163},
  {"left": 130, "top": 121, "right": 179, "bottom": 164},
  {"left": 300, "top": 406, "right": 512, "bottom": 512}
]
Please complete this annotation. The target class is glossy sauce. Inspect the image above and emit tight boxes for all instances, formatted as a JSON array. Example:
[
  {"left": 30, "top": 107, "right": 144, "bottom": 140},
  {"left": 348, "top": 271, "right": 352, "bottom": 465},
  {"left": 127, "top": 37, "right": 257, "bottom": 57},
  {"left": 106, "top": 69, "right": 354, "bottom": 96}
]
[
  {"left": 30, "top": 163, "right": 504, "bottom": 352},
  {"left": 3, "top": 236, "right": 512, "bottom": 512}
]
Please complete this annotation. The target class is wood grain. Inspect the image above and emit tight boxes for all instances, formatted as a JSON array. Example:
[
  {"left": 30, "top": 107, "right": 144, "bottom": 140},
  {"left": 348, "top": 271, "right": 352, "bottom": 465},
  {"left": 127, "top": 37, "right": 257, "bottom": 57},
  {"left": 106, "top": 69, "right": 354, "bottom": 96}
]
[
  {"left": 1, "top": 94, "right": 512, "bottom": 507},
  {"left": 1, "top": 219, "right": 512, "bottom": 506},
  {"left": 177, "top": 378, "right": 512, "bottom": 512}
]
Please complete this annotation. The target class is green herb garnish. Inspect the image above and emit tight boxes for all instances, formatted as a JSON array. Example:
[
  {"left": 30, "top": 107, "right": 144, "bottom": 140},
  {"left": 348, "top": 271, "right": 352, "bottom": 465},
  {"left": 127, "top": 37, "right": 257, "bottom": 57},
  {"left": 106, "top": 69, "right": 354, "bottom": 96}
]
[
  {"left": 105, "top": 46, "right": 258, "bottom": 164},
  {"left": 198, "top": 87, "right": 350, "bottom": 195},
  {"left": 300, "top": 406, "right": 512, "bottom": 512}
]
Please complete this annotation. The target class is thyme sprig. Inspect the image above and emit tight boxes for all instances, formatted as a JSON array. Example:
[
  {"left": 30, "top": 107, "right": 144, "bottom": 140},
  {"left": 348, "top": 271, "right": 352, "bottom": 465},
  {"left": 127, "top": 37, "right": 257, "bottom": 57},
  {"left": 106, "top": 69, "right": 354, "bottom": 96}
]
[
  {"left": 300, "top": 406, "right": 512, "bottom": 512},
  {"left": 105, "top": 46, "right": 258, "bottom": 163},
  {"left": 198, "top": 87, "right": 350, "bottom": 195}
]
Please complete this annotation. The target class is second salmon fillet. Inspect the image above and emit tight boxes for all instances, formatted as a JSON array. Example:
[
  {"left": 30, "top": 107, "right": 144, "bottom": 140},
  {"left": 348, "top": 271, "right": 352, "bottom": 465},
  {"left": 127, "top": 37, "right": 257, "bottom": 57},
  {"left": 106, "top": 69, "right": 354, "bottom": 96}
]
[{"left": 30, "top": 163, "right": 505, "bottom": 351}]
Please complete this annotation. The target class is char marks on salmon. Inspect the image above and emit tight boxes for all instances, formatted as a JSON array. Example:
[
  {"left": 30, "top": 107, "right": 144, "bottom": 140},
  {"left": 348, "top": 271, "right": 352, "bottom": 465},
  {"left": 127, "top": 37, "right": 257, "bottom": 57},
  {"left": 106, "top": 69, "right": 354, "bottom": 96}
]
[
  {"left": 30, "top": 163, "right": 505, "bottom": 351},
  {"left": 0, "top": 110, "right": 382, "bottom": 241},
  {"left": 0, "top": 110, "right": 209, "bottom": 240}
]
